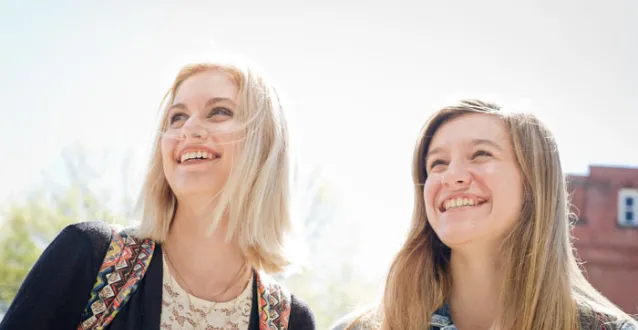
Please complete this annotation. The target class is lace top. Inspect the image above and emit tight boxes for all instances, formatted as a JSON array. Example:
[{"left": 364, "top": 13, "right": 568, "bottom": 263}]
[{"left": 159, "top": 252, "right": 253, "bottom": 330}]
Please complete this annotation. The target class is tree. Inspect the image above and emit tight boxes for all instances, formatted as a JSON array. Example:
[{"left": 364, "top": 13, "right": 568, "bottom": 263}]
[
  {"left": 0, "top": 187, "right": 124, "bottom": 307},
  {"left": 0, "top": 144, "right": 131, "bottom": 310}
]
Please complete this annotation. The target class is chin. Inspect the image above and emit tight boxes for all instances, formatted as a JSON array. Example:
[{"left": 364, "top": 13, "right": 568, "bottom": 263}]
[
  {"left": 438, "top": 236, "right": 475, "bottom": 248},
  {"left": 173, "top": 186, "right": 223, "bottom": 200},
  {"left": 434, "top": 226, "right": 481, "bottom": 248}
]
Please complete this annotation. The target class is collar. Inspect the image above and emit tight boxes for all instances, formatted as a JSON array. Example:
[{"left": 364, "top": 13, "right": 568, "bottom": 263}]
[{"left": 431, "top": 303, "right": 457, "bottom": 329}]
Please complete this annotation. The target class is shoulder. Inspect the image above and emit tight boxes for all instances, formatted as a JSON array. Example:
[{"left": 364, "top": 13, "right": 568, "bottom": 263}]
[
  {"left": 289, "top": 294, "right": 316, "bottom": 329},
  {"left": 330, "top": 313, "right": 355, "bottom": 330},
  {"left": 62, "top": 220, "right": 114, "bottom": 241},
  {"left": 44, "top": 220, "right": 114, "bottom": 254},
  {"left": 330, "top": 310, "right": 378, "bottom": 330},
  {"left": 0, "top": 221, "right": 116, "bottom": 328},
  {"left": 22, "top": 220, "right": 117, "bottom": 277},
  {"left": 579, "top": 308, "right": 638, "bottom": 330},
  {"left": 598, "top": 320, "right": 638, "bottom": 330},
  {"left": 619, "top": 321, "right": 638, "bottom": 330},
  {"left": 611, "top": 319, "right": 638, "bottom": 330},
  {"left": 54, "top": 221, "right": 113, "bottom": 257}
]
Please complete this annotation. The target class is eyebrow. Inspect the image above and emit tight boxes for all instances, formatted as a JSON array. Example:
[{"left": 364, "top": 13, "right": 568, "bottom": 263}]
[
  {"left": 426, "top": 138, "right": 504, "bottom": 159},
  {"left": 168, "top": 97, "right": 237, "bottom": 112}
]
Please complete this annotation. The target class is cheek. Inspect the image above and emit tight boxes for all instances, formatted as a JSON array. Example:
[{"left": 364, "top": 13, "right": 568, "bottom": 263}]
[
  {"left": 160, "top": 138, "right": 176, "bottom": 167},
  {"left": 485, "top": 167, "right": 524, "bottom": 223},
  {"left": 215, "top": 121, "right": 241, "bottom": 141},
  {"left": 216, "top": 132, "right": 235, "bottom": 152},
  {"left": 423, "top": 178, "right": 439, "bottom": 219},
  {"left": 218, "top": 131, "right": 243, "bottom": 159}
]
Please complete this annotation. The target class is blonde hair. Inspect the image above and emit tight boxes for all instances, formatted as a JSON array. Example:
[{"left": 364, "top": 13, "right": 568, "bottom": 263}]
[
  {"left": 136, "top": 61, "right": 293, "bottom": 274},
  {"left": 368, "top": 99, "right": 637, "bottom": 329}
]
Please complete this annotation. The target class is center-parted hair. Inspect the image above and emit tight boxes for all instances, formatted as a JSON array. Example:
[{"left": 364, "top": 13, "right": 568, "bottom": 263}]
[{"left": 375, "top": 99, "right": 637, "bottom": 330}]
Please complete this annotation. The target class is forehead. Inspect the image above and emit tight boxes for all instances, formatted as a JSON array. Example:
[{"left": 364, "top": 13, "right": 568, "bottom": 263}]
[
  {"left": 173, "top": 69, "right": 239, "bottom": 105},
  {"left": 429, "top": 113, "right": 510, "bottom": 149}
]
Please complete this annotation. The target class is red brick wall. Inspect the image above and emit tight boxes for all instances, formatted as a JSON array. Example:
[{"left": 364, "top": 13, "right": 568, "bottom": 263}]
[{"left": 568, "top": 166, "right": 638, "bottom": 313}]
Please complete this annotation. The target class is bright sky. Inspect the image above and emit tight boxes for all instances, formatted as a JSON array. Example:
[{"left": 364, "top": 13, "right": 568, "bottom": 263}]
[{"left": 1, "top": 0, "right": 637, "bottom": 279}]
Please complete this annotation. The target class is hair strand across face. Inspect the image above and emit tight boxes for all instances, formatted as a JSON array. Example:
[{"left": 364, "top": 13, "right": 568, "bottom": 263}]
[{"left": 135, "top": 61, "right": 294, "bottom": 274}]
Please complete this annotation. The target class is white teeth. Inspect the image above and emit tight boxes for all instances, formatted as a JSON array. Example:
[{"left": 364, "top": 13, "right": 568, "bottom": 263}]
[
  {"left": 179, "top": 150, "right": 216, "bottom": 163},
  {"left": 444, "top": 197, "right": 480, "bottom": 211}
]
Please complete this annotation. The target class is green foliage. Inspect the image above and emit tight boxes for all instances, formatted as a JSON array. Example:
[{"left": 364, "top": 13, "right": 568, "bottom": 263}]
[{"left": 0, "top": 187, "right": 124, "bottom": 306}]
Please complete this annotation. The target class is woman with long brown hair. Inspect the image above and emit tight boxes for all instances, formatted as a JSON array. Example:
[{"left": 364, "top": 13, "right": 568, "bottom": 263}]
[{"left": 333, "top": 99, "right": 637, "bottom": 330}]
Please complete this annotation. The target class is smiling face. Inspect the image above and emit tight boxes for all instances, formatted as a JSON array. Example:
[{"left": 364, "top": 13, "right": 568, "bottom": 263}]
[
  {"left": 423, "top": 113, "right": 524, "bottom": 248},
  {"left": 160, "top": 69, "right": 241, "bottom": 200}
]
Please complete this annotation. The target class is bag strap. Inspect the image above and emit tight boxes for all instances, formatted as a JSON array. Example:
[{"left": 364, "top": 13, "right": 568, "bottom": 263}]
[
  {"left": 78, "top": 226, "right": 155, "bottom": 330},
  {"left": 78, "top": 227, "right": 289, "bottom": 330},
  {"left": 256, "top": 271, "right": 293, "bottom": 330}
]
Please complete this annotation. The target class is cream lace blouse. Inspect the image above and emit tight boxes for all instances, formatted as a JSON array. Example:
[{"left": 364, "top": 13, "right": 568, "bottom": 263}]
[{"left": 159, "top": 252, "right": 253, "bottom": 330}]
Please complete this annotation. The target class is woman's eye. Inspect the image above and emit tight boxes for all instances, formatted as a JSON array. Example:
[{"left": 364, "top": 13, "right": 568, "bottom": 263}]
[
  {"left": 472, "top": 150, "right": 492, "bottom": 159},
  {"left": 428, "top": 159, "right": 447, "bottom": 170},
  {"left": 169, "top": 113, "right": 188, "bottom": 127},
  {"left": 207, "top": 107, "right": 234, "bottom": 118}
]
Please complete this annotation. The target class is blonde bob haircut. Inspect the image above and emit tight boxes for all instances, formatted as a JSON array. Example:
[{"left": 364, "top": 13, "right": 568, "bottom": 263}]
[
  {"left": 346, "top": 99, "right": 637, "bottom": 330},
  {"left": 136, "top": 60, "right": 293, "bottom": 274}
]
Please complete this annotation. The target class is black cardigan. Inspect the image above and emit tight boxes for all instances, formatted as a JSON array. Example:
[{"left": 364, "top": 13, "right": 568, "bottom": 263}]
[{"left": 0, "top": 221, "right": 315, "bottom": 330}]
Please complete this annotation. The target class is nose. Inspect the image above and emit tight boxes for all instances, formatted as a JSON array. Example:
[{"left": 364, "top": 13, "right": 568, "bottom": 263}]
[
  {"left": 441, "top": 160, "right": 472, "bottom": 188},
  {"left": 180, "top": 117, "right": 209, "bottom": 141}
]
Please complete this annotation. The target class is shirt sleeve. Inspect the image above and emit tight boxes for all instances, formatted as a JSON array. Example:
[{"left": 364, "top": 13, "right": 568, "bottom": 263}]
[
  {"left": 0, "top": 221, "right": 111, "bottom": 330},
  {"left": 289, "top": 294, "right": 316, "bottom": 330}
]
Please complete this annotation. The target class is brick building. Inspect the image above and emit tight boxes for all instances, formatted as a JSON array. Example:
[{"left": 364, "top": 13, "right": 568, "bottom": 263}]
[{"left": 569, "top": 165, "right": 638, "bottom": 313}]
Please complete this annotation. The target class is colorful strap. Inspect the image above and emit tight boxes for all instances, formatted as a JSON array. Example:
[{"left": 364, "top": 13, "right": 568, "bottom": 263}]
[
  {"left": 77, "top": 227, "right": 155, "bottom": 330},
  {"left": 77, "top": 226, "right": 291, "bottom": 330},
  {"left": 256, "top": 271, "right": 293, "bottom": 330}
]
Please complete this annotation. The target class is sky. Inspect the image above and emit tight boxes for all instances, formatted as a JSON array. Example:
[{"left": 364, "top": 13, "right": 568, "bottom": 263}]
[{"left": 1, "top": 0, "right": 637, "bottom": 278}]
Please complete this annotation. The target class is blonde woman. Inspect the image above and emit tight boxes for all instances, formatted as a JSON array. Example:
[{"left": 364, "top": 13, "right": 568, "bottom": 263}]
[
  {"left": 0, "top": 60, "right": 315, "bottom": 329},
  {"left": 332, "top": 100, "right": 637, "bottom": 330}
]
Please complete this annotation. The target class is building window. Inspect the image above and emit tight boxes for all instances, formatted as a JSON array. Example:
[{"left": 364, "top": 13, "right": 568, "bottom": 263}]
[{"left": 618, "top": 189, "right": 638, "bottom": 227}]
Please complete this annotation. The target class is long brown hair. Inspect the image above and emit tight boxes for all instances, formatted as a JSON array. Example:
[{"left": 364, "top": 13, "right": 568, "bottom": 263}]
[{"left": 375, "top": 99, "right": 637, "bottom": 329}]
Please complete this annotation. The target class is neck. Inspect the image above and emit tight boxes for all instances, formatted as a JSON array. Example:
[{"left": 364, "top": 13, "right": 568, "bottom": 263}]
[
  {"left": 170, "top": 196, "right": 222, "bottom": 237},
  {"left": 164, "top": 200, "right": 249, "bottom": 301},
  {"left": 449, "top": 245, "right": 504, "bottom": 329}
]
